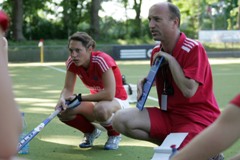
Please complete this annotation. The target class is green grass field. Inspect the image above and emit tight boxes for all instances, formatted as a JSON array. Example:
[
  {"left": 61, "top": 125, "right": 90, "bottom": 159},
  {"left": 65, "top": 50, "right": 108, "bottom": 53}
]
[{"left": 9, "top": 58, "right": 240, "bottom": 160}]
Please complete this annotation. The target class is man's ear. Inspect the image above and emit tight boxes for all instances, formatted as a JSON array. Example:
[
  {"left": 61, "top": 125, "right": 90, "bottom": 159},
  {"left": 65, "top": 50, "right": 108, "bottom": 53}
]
[{"left": 173, "top": 17, "right": 180, "bottom": 28}]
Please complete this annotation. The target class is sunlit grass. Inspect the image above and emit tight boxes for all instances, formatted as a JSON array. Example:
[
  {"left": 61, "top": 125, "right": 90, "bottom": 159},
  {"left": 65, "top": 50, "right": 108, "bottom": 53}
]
[{"left": 11, "top": 58, "right": 240, "bottom": 160}]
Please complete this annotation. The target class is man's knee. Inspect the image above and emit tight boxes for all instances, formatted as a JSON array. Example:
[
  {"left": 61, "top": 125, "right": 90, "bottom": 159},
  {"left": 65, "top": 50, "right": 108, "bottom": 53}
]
[{"left": 112, "top": 110, "right": 127, "bottom": 131}]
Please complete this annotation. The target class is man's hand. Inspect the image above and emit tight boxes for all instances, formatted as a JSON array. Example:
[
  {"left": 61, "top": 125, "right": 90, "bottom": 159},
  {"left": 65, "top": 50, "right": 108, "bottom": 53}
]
[
  {"left": 153, "top": 51, "right": 171, "bottom": 63},
  {"left": 137, "top": 78, "right": 146, "bottom": 100}
]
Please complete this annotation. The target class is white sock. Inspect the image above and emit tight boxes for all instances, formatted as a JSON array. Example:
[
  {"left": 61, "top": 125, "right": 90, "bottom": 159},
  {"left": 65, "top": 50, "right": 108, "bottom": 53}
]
[{"left": 100, "top": 114, "right": 114, "bottom": 126}]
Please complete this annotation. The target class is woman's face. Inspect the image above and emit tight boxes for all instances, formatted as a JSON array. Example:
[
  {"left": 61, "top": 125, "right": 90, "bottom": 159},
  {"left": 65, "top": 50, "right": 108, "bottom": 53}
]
[{"left": 68, "top": 40, "right": 92, "bottom": 67}]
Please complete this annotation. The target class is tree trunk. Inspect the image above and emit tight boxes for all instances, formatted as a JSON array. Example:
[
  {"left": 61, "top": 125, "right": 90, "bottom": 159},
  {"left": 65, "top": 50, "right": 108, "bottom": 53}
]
[
  {"left": 90, "top": 0, "right": 101, "bottom": 40},
  {"left": 238, "top": 0, "right": 240, "bottom": 29},
  {"left": 133, "top": 0, "right": 142, "bottom": 37},
  {"left": 12, "top": 0, "right": 25, "bottom": 41}
]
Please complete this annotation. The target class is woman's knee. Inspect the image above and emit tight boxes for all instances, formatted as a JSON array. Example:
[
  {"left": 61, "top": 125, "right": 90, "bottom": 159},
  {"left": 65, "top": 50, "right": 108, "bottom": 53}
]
[
  {"left": 93, "top": 104, "right": 109, "bottom": 121},
  {"left": 57, "top": 112, "right": 75, "bottom": 122}
]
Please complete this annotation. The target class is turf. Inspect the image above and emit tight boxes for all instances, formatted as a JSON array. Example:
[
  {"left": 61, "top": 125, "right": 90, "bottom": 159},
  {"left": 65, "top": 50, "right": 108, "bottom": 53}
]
[{"left": 8, "top": 58, "right": 240, "bottom": 160}]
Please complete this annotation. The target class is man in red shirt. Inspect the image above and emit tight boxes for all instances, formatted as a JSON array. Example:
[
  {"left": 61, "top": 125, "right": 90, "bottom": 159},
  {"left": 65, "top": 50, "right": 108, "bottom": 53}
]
[
  {"left": 112, "top": 2, "right": 222, "bottom": 159},
  {"left": 55, "top": 32, "right": 129, "bottom": 150}
]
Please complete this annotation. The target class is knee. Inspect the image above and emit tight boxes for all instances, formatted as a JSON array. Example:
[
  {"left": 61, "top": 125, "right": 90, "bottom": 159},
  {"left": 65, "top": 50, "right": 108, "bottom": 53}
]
[
  {"left": 112, "top": 110, "right": 121, "bottom": 123},
  {"left": 57, "top": 112, "right": 75, "bottom": 122},
  {"left": 112, "top": 112, "right": 119, "bottom": 129},
  {"left": 94, "top": 105, "right": 109, "bottom": 121},
  {"left": 112, "top": 110, "right": 127, "bottom": 131}
]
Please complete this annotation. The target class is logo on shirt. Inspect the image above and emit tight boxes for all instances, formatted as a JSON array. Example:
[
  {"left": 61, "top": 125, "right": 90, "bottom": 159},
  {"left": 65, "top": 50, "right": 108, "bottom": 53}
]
[{"left": 93, "top": 75, "right": 98, "bottom": 81}]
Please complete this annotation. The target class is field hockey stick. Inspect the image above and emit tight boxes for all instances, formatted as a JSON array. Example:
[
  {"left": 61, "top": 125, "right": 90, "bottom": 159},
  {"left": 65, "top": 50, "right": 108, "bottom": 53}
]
[
  {"left": 17, "top": 94, "right": 82, "bottom": 151},
  {"left": 17, "top": 108, "right": 61, "bottom": 151},
  {"left": 136, "top": 56, "right": 164, "bottom": 111}
]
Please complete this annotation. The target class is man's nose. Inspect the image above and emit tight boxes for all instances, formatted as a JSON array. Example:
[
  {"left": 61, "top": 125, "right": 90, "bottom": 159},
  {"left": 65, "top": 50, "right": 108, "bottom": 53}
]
[{"left": 149, "top": 20, "right": 155, "bottom": 28}]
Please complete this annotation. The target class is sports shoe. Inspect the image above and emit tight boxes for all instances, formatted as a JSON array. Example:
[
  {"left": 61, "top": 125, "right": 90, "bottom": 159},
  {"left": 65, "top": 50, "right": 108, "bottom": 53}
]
[
  {"left": 79, "top": 128, "right": 101, "bottom": 148},
  {"left": 104, "top": 135, "right": 122, "bottom": 150},
  {"left": 209, "top": 153, "right": 224, "bottom": 160}
]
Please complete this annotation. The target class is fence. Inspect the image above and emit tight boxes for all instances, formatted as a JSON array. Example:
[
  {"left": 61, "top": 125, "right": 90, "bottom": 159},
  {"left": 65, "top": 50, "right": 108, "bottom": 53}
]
[{"left": 8, "top": 43, "right": 240, "bottom": 63}]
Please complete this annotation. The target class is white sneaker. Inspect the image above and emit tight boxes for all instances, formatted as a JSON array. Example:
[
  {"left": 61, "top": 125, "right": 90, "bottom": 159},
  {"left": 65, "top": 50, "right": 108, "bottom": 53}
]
[
  {"left": 209, "top": 153, "right": 224, "bottom": 160},
  {"left": 79, "top": 128, "right": 101, "bottom": 148},
  {"left": 104, "top": 135, "right": 121, "bottom": 150}
]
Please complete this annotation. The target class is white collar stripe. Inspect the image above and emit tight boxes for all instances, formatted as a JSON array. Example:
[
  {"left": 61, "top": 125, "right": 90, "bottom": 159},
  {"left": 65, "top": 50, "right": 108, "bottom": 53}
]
[
  {"left": 186, "top": 38, "right": 198, "bottom": 45},
  {"left": 93, "top": 56, "right": 109, "bottom": 71},
  {"left": 184, "top": 40, "right": 195, "bottom": 47},
  {"left": 183, "top": 42, "right": 193, "bottom": 49},
  {"left": 181, "top": 46, "right": 191, "bottom": 53},
  {"left": 93, "top": 56, "right": 108, "bottom": 70},
  {"left": 67, "top": 59, "right": 73, "bottom": 70}
]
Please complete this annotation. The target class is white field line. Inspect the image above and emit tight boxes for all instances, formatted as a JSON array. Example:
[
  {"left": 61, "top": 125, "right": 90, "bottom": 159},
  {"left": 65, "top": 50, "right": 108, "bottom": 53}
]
[
  {"left": 8, "top": 58, "right": 240, "bottom": 67},
  {"left": 46, "top": 65, "right": 66, "bottom": 73},
  {"left": 209, "top": 58, "right": 240, "bottom": 65},
  {"left": 10, "top": 57, "right": 239, "bottom": 103},
  {"left": 147, "top": 96, "right": 158, "bottom": 101}
]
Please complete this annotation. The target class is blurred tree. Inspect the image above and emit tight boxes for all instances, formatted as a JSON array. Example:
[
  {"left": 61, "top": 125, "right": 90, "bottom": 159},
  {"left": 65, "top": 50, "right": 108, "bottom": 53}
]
[
  {"left": 1, "top": 0, "right": 53, "bottom": 40},
  {"left": 117, "top": 0, "right": 143, "bottom": 38},
  {"left": 173, "top": 0, "right": 202, "bottom": 38},
  {"left": 122, "top": 0, "right": 129, "bottom": 36},
  {"left": 225, "top": 0, "right": 238, "bottom": 29},
  {"left": 0, "top": 0, "right": 239, "bottom": 41},
  {"left": 23, "top": 0, "right": 55, "bottom": 39},
  {"left": 90, "top": 0, "right": 102, "bottom": 40},
  {"left": 132, "top": 0, "right": 142, "bottom": 37},
  {"left": 61, "top": 0, "right": 85, "bottom": 37},
  {"left": 12, "top": 0, "right": 25, "bottom": 41},
  {"left": 238, "top": 0, "right": 240, "bottom": 29},
  {"left": 174, "top": 0, "right": 240, "bottom": 37},
  {"left": 60, "top": 0, "right": 103, "bottom": 40}
]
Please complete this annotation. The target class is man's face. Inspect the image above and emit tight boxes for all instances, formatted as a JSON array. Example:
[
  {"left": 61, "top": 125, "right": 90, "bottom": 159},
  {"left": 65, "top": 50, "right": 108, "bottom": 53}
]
[{"left": 148, "top": 5, "right": 175, "bottom": 41}]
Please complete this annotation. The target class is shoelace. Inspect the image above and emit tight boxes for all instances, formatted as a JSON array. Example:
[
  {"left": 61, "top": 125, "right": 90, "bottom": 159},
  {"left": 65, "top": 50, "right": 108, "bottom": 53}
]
[
  {"left": 209, "top": 154, "right": 224, "bottom": 160},
  {"left": 82, "top": 133, "right": 92, "bottom": 143},
  {"left": 107, "top": 136, "right": 120, "bottom": 144}
]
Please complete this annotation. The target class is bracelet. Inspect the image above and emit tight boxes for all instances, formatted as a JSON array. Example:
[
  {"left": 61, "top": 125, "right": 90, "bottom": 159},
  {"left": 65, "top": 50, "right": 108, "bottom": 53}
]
[{"left": 77, "top": 93, "right": 82, "bottom": 101}]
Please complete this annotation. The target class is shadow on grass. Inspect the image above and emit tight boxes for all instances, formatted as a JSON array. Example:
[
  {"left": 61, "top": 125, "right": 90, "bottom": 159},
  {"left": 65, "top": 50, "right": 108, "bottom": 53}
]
[{"left": 18, "top": 138, "right": 155, "bottom": 160}]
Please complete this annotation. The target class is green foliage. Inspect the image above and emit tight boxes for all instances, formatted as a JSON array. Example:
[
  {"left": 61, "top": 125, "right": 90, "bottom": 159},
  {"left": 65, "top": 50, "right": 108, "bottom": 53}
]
[
  {"left": 172, "top": 0, "right": 239, "bottom": 32},
  {"left": 229, "top": 6, "right": 239, "bottom": 29},
  {"left": 23, "top": 17, "right": 66, "bottom": 40},
  {"left": 201, "top": 19, "right": 213, "bottom": 30},
  {"left": 60, "top": 0, "right": 92, "bottom": 36},
  {"left": 1, "top": 0, "right": 240, "bottom": 42}
]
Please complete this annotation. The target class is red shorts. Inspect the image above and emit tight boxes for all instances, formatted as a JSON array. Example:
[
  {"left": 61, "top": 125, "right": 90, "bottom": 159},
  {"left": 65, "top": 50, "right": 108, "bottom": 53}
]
[{"left": 147, "top": 107, "right": 207, "bottom": 149}]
